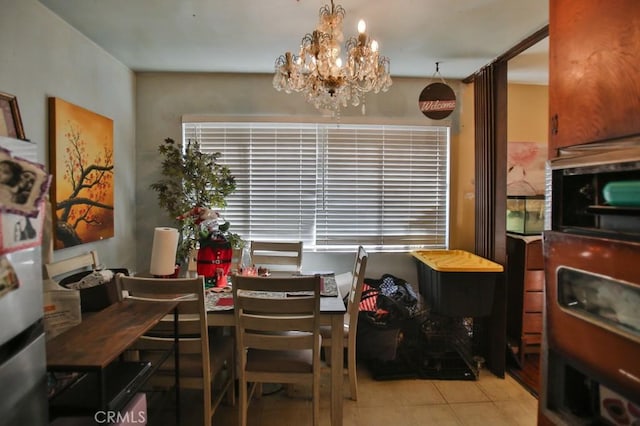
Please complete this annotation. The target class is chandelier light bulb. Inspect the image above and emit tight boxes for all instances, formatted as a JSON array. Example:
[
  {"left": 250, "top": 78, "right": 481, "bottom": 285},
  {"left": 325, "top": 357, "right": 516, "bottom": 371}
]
[
  {"left": 371, "top": 40, "right": 379, "bottom": 52},
  {"left": 358, "top": 19, "right": 366, "bottom": 34},
  {"left": 335, "top": 57, "right": 343, "bottom": 68}
]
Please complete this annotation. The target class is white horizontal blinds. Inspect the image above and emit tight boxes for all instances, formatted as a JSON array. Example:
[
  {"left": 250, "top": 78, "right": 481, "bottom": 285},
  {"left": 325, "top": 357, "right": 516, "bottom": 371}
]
[
  {"left": 316, "top": 125, "right": 449, "bottom": 249},
  {"left": 185, "top": 124, "right": 252, "bottom": 238},
  {"left": 184, "top": 123, "right": 317, "bottom": 244},
  {"left": 183, "top": 121, "right": 449, "bottom": 250}
]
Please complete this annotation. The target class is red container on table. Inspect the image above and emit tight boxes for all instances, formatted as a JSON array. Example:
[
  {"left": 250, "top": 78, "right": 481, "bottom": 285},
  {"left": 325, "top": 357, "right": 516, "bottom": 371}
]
[{"left": 197, "top": 239, "right": 233, "bottom": 286}]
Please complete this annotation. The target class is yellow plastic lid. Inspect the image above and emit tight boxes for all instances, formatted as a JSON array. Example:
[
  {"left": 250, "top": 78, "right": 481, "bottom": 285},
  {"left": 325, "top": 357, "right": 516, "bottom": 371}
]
[{"left": 411, "top": 250, "right": 504, "bottom": 272}]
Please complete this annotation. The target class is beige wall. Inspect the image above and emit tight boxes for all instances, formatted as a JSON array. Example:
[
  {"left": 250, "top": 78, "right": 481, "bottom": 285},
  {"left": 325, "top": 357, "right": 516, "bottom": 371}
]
[
  {"left": 450, "top": 83, "right": 476, "bottom": 251},
  {"left": 507, "top": 83, "right": 549, "bottom": 199},
  {"left": 508, "top": 84, "right": 549, "bottom": 143},
  {"left": 0, "top": 0, "right": 137, "bottom": 269}
]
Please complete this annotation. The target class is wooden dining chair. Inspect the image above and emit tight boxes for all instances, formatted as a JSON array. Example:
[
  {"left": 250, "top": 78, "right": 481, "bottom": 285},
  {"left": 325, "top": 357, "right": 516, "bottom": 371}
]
[
  {"left": 320, "top": 246, "right": 368, "bottom": 400},
  {"left": 249, "top": 241, "right": 303, "bottom": 272},
  {"left": 44, "top": 250, "right": 124, "bottom": 313},
  {"left": 115, "top": 274, "right": 235, "bottom": 426},
  {"left": 44, "top": 250, "right": 100, "bottom": 280},
  {"left": 232, "top": 275, "right": 322, "bottom": 426}
]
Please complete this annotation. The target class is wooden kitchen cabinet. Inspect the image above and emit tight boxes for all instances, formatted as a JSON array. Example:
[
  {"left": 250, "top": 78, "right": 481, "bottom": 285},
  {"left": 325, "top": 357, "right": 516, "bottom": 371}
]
[
  {"left": 548, "top": 0, "right": 640, "bottom": 154},
  {"left": 506, "top": 234, "right": 544, "bottom": 366}
]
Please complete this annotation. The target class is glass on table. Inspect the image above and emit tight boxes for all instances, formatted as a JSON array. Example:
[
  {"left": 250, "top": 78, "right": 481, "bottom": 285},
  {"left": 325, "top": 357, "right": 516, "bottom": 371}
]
[{"left": 238, "top": 266, "right": 258, "bottom": 276}]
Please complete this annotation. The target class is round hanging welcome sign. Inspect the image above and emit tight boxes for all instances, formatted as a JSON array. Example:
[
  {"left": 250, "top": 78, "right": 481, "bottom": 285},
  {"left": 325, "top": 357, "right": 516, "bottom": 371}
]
[{"left": 418, "top": 82, "right": 456, "bottom": 119}]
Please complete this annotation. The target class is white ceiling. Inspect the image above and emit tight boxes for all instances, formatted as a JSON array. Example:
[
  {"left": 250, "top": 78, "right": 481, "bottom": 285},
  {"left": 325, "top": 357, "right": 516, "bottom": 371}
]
[{"left": 38, "top": 0, "right": 549, "bottom": 84}]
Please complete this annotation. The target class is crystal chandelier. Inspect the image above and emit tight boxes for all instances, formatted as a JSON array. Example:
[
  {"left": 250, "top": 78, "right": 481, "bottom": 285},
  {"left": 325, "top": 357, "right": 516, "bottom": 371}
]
[{"left": 273, "top": 0, "right": 392, "bottom": 114}]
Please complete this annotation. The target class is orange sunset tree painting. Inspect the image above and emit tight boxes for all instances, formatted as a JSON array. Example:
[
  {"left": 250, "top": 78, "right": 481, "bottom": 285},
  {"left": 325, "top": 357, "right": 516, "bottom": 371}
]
[{"left": 49, "top": 98, "right": 114, "bottom": 249}]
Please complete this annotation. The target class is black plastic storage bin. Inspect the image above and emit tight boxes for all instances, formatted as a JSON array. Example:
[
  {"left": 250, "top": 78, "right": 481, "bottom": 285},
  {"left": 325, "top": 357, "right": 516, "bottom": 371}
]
[
  {"left": 59, "top": 268, "right": 129, "bottom": 312},
  {"left": 412, "top": 250, "right": 503, "bottom": 317}
]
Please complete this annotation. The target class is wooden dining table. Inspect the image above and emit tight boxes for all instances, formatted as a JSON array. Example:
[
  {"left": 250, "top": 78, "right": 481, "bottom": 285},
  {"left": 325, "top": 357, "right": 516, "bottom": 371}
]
[
  {"left": 205, "top": 274, "right": 346, "bottom": 426},
  {"left": 46, "top": 299, "right": 181, "bottom": 421}
]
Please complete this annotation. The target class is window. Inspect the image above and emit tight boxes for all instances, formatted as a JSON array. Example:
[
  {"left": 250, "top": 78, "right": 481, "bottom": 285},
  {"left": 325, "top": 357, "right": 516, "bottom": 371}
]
[{"left": 183, "top": 121, "right": 449, "bottom": 251}]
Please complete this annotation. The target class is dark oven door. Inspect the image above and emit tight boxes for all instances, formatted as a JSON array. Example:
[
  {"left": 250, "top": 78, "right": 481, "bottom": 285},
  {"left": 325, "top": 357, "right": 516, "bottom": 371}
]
[{"left": 544, "top": 230, "right": 640, "bottom": 401}]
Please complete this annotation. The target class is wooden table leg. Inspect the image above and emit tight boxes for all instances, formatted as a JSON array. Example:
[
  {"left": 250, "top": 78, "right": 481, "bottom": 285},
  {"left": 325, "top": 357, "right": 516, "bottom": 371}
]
[
  {"left": 330, "top": 314, "right": 343, "bottom": 426},
  {"left": 173, "top": 308, "right": 180, "bottom": 425}
]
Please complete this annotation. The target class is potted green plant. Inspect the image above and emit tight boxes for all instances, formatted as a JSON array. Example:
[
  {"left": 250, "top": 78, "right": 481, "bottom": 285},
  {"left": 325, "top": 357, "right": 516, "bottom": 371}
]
[{"left": 150, "top": 137, "right": 244, "bottom": 265}]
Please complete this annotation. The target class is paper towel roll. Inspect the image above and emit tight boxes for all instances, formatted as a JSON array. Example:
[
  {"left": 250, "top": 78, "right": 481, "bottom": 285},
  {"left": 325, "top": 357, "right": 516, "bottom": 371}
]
[{"left": 149, "top": 227, "right": 179, "bottom": 276}]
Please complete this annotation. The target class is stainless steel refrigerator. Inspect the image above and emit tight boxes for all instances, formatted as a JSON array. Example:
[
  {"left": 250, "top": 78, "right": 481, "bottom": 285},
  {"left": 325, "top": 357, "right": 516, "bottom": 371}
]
[{"left": 0, "top": 136, "right": 48, "bottom": 426}]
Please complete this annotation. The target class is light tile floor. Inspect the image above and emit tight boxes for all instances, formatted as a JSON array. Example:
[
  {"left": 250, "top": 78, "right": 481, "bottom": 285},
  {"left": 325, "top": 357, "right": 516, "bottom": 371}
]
[{"left": 151, "top": 364, "right": 538, "bottom": 425}]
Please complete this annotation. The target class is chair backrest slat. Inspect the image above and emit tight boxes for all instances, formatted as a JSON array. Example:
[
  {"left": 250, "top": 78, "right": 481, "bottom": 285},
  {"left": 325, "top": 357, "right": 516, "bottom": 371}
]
[
  {"left": 45, "top": 251, "right": 100, "bottom": 280},
  {"left": 241, "top": 314, "right": 316, "bottom": 332},
  {"left": 245, "top": 333, "right": 315, "bottom": 351},
  {"left": 250, "top": 241, "right": 303, "bottom": 271},
  {"left": 240, "top": 295, "right": 316, "bottom": 314}
]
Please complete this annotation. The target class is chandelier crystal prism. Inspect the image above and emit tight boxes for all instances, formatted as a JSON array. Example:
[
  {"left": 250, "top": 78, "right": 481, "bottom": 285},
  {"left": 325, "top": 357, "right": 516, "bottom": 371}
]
[{"left": 273, "top": 0, "right": 392, "bottom": 114}]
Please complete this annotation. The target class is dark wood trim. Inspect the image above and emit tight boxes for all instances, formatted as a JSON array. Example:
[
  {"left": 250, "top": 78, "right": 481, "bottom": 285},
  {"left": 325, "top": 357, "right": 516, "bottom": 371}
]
[
  {"left": 496, "top": 25, "right": 549, "bottom": 63},
  {"left": 462, "top": 25, "right": 549, "bottom": 84},
  {"left": 473, "top": 60, "right": 508, "bottom": 378},
  {"left": 473, "top": 61, "right": 508, "bottom": 265}
]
